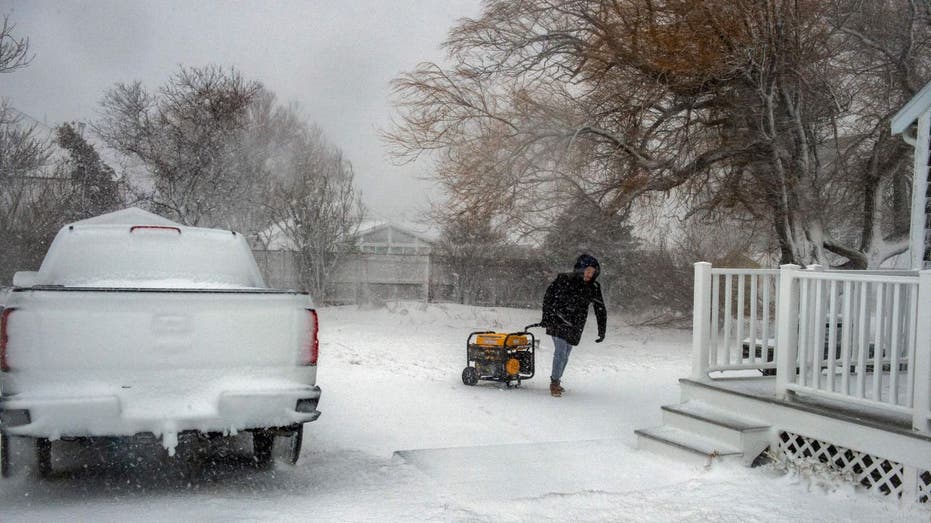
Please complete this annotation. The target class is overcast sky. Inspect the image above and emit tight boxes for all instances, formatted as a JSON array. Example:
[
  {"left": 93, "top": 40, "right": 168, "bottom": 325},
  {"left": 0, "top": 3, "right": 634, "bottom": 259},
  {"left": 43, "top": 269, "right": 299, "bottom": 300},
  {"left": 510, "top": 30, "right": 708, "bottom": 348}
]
[{"left": 0, "top": 0, "right": 482, "bottom": 223}]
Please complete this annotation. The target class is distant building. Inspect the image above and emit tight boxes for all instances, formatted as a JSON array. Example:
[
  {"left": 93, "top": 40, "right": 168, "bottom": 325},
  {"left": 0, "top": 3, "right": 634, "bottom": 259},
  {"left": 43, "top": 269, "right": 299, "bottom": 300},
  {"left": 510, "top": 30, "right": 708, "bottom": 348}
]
[
  {"left": 252, "top": 220, "right": 454, "bottom": 304},
  {"left": 328, "top": 222, "right": 441, "bottom": 303},
  {"left": 251, "top": 219, "right": 549, "bottom": 307}
]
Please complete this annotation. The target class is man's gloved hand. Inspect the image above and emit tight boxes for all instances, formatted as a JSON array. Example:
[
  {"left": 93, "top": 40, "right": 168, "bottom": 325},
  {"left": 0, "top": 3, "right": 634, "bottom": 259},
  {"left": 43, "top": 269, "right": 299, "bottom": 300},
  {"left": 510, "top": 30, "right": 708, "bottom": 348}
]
[{"left": 595, "top": 335, "right": 605, "bottom": 343}]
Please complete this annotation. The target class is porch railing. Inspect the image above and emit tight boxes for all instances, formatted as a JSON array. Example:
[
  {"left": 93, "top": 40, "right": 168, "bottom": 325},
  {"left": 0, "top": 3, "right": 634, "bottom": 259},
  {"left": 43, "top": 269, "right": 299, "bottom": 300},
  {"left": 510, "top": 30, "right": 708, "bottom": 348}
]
[
  {"left": 691, "top": 262, "right": 931, "bottom": 435},
  {"left": 692, "top": 267, "right": 781, "bottom": 373}
]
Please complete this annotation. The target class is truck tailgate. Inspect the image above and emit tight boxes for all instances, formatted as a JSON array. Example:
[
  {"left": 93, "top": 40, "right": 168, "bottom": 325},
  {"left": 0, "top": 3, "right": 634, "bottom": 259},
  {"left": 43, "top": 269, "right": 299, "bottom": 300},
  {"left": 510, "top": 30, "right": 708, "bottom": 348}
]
[
  {"left": 5, "top": 288, "right": 312, "bottom": 374},
  {"left": 0, "top": 288, "right": 318, "bottom": 443}
]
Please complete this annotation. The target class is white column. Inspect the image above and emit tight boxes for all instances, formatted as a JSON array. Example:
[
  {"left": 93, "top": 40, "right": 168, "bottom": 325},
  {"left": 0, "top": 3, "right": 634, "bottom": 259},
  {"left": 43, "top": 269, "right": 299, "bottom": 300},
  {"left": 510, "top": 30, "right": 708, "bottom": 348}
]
[
  {"left": 912, "top": 270, "right": 931, "bottom": 434},
  {"left": 909, "top": 112, "right": 931, "bottom": 270},
  {"left": 691, "top": 262, "right": 713, "bottom": 381},
  {"left": 776, "top": 264, "right": 802, "bottom": 397}
]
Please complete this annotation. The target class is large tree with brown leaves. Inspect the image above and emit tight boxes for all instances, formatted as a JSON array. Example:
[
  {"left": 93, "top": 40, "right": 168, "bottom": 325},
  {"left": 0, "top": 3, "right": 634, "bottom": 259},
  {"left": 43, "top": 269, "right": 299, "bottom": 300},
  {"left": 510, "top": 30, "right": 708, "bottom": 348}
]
[{"left": 388, "top": 0, "right": 931, "bottom": 267}]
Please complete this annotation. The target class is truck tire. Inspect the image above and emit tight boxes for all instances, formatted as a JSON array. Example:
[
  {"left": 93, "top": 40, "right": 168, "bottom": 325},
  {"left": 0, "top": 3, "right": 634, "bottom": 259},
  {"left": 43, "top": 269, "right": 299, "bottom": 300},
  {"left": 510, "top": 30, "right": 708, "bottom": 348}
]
[
  {"left": 1, "top": 434, "right": 9, "bottom": 478},
  {"left": 253, "top": 431, "right": 274, "bottom": 467},
  {"left": 36, "top": 438, "right": 52, "bottom": 478},
  {"left": 287, "top": 425, "right": 304, "bottom": 465}
]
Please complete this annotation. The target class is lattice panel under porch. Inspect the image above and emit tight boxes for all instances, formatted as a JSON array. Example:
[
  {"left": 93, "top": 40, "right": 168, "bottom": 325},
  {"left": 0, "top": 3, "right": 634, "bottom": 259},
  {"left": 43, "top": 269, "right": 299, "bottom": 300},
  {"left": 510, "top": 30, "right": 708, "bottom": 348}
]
[{"left": 777, "top": 431, "right": 905, "bottom": 498}]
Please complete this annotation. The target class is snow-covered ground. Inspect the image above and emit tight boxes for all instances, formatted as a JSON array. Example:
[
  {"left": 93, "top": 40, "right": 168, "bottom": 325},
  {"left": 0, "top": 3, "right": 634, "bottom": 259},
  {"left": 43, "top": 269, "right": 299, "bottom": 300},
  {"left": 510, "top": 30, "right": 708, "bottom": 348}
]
[{"left": 0, "top": 302, "right": 927, "bottom": 521}]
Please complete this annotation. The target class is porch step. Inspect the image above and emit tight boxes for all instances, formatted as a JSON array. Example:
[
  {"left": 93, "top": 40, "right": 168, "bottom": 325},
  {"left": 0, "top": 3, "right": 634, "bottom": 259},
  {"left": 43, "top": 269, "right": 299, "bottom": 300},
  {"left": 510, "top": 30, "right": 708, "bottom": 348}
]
[
  {"left": 638, "top": 400, "right": 772, "bottom": 467},
  {"left": 661, "top": 401, "right": 769, "bottom": 453},
  {"left": 635, "top": 426, "right": 741, "bottom": 467},
  {"left": 662, "top": 401, "right": 769, "bottom": 432}
]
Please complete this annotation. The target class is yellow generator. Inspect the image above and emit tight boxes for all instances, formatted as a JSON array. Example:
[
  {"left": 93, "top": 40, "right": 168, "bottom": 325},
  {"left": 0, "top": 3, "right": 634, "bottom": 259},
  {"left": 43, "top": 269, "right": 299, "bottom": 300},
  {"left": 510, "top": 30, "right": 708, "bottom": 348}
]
[{"left": 461, "top": 325, "right": 538, "bottom": 387}]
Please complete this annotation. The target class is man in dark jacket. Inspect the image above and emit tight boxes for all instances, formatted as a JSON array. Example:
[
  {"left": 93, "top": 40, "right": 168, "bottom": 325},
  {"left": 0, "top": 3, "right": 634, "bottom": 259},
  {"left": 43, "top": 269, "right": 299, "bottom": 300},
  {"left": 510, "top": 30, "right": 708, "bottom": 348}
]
[{"left": 540, "top": 254, "right": 607, "bottom": 397}]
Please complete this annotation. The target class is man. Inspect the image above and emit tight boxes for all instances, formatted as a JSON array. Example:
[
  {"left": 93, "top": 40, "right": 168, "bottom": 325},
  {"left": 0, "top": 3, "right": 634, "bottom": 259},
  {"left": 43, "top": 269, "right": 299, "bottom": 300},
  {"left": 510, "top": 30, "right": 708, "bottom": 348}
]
[{"left": 540, "top": 254, "right": 607, "bottom": 397}]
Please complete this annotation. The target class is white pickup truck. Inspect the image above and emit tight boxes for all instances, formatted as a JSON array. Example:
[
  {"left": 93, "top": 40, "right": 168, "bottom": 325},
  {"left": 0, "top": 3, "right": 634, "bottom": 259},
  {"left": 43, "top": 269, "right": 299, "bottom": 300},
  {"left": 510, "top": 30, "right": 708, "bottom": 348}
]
[{"left": 0, "top": 209, "right": 321, "bottom": 476}]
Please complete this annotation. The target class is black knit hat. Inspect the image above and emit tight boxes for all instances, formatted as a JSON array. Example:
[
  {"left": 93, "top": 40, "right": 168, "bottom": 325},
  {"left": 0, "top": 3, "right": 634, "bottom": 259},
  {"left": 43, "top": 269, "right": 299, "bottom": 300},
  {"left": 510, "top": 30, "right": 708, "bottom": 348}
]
[{"left": 574, "top": 254, "right": 600, "bottom": 279}]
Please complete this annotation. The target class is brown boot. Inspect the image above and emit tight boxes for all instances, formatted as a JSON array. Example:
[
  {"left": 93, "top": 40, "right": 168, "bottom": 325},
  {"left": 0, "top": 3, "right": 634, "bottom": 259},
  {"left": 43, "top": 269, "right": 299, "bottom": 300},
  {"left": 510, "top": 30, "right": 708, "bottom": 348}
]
[{"left": 550, "top": 380, "right": 562, "bottom": 397}]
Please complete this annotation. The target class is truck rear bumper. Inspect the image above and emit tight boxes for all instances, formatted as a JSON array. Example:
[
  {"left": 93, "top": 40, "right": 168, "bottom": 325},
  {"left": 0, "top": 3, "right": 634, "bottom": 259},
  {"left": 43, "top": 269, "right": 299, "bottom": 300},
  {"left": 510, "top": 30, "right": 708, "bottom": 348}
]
[{"left": 0, "top": 385, "right": 321, "bottom": 440}]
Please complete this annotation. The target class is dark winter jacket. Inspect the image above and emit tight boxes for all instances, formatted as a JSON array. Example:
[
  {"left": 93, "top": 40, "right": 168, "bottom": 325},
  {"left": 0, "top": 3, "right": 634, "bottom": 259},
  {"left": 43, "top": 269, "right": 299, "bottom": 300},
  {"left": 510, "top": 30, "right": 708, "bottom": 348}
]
[{"left": 541, "top": 254, "right": 607, "bottom": 346}]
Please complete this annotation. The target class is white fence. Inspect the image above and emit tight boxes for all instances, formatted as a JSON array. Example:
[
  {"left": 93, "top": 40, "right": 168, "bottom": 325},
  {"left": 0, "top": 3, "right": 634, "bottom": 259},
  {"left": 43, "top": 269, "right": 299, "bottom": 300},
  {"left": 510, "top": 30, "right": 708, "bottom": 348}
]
[{"left": 691, "top": 262, "right": 931, "bottom": 435}]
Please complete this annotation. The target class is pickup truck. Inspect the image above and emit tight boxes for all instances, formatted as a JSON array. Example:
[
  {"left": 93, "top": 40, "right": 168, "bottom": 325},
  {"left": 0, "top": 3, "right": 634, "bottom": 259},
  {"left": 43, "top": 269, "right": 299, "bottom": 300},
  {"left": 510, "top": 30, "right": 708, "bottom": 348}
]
[{"left": 0, "top": 208, "right": 321, "bottom": 477}]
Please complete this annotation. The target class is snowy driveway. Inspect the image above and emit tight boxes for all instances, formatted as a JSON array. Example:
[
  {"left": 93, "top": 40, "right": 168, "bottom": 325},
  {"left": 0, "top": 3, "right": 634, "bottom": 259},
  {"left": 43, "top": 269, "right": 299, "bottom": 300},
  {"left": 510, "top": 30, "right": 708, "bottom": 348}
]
[{"left": 0, "top": 303, "right": 926, "bottom": 521}]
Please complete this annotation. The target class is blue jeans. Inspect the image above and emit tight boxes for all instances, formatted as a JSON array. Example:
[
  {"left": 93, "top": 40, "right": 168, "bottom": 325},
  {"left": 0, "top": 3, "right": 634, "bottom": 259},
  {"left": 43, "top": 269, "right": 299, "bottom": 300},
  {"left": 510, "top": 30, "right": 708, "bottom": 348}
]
[{"left": 550, "top": 336, "right": 573, "bottom": 381}]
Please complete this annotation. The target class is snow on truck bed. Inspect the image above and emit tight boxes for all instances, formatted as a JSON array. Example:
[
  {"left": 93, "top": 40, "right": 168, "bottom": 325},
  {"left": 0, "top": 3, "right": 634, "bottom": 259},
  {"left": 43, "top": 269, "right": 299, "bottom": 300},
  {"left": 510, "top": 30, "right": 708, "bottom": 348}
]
[
  {"left": 32, "top": 208, "right": 266, "bottom": 289},
  {"left": 35, "top": 225, "right": 265, "bottom": 289}
]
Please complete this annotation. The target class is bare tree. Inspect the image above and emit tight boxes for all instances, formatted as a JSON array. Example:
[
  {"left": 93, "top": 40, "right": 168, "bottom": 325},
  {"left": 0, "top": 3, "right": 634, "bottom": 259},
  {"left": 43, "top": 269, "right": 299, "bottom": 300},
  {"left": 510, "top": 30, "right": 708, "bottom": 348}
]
[
  {"left": 260, "top": 121, "right": 363, "bottom": 298},
  {"left": 815, "top": 0, "right": 931, "bottom": 267},
  {"left": 95, "top": 65, "right": 261, "bottom": 226},
  {"left": 96, "top": 67, "right": 363, "bottom": 296},
  {"left": 0, "top": 15, "right": 31, "bottom": 74},
  {"left": 0, "top": 18, "right": 59, "bottom": 282},
  {"left": 0, "top": 103, "right": 53, "bottom": 279}
]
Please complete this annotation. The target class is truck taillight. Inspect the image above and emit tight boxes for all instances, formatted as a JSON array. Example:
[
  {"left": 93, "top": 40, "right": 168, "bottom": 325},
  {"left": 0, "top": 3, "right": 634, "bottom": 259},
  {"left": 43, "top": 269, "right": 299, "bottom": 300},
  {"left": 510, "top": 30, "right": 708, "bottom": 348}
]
[
  {"left": 1, "top": 308, "right": 15, "bottom": 372},
  {"left": 303, "top": 309, "right": 319, "bottom": 366}
]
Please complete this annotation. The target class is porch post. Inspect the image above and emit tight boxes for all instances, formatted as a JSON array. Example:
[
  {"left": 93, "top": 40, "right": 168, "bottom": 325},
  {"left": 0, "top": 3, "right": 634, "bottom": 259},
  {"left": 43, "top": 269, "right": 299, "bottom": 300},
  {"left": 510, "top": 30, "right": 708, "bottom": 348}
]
[
  {"left": 691, "top": 262, "right": 713, "bottom": 381},
  {"left": 909, "top": 112, "right": 930, "bottom": 270},
  {"left": 913, "top": 270, "right": 931, "bottom": 434},
  {"left": 775, "top": 264, "right": 801, "bottom": 398}
]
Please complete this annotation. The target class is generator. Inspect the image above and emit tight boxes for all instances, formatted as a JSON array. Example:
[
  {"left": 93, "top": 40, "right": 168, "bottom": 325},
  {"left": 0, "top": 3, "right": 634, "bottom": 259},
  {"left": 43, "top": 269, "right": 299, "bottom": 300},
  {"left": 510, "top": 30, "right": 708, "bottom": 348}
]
[{"left": 461, "top": 325, "right": 539, "bottom": 387}]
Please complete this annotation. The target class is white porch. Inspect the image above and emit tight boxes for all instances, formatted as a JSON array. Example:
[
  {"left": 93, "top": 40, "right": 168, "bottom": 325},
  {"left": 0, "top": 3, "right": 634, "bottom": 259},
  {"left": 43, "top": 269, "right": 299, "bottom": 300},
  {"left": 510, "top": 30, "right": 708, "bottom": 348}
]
[
  {"left": 636, "top": 79, "right": 931, "bottom": 503},
  {"left": 635, "top": 264, "right": 931, "bottom": 503}
]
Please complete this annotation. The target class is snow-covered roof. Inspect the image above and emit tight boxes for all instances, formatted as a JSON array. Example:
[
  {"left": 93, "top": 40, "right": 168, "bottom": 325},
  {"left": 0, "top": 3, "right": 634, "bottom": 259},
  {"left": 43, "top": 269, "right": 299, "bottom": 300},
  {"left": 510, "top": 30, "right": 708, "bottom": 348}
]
[
  {"left": 891, "top": 81, "right": 931, "bottom": 134},
  {"left": 358, "top": 221, "right": 437, "bottom": 244},
  {"left": 69, "top": 207, "right": 182, "bottom": 227},
  {"left": 255, "top": 219, "right": 437, "bottom": 252}
]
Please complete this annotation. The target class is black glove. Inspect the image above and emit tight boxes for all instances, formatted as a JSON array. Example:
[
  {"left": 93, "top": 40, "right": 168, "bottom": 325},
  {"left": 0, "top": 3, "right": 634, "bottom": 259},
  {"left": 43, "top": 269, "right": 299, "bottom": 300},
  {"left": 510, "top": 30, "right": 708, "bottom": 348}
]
[{"left": 595, "top": 335, "right": 605, "bottom": 343}]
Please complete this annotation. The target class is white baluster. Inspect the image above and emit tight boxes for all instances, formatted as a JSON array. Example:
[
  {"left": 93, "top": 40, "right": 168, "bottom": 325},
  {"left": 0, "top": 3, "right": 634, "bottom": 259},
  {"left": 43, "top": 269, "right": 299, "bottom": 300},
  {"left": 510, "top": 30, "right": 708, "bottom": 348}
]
[
  {"left": 812, "top": 277, "right": 824, "bottom": 390},
  {"left": 827, "top": 279, "right": 838, "bottom": 393},
  {"left": 737, "top": 274, "right": 745, "bottom": 365},
  {"left": 711, "top": 273, "right": 720, "bottom": 366},
  {"left": 724, "top": 274, "right": 733, "bottom": 366},
  {"left": 906, "top": 282, "right": 919, "bottom": 407},
  {"left": 890, "top": 283, "right": 902, "bottom": 405},
  {"left": 841, "top": 280, "right": 852, "bottom": 395},
  {"left": 749, "top": 275, "right": 758, "bottom": 364},
  {"left": 762, "top": 275, "right": 771, "bottom": 365},
  {"left": 856, "top": 282, "right": 869, "bottom": 399},
  {"left": 873, "top": 283, "right": 885, "bottom": 402}
]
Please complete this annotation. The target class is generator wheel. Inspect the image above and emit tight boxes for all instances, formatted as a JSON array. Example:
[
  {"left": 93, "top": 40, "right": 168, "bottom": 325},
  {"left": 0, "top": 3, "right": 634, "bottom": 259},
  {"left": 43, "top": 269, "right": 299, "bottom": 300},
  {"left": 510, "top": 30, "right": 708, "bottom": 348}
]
[{"left": 461, "top": 366, "right": 478, "bottom": 386}]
